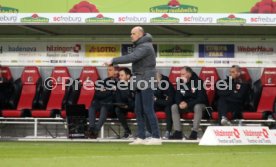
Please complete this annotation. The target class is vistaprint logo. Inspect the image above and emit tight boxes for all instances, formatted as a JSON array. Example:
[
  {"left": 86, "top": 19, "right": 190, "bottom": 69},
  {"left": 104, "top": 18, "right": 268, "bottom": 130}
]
[{"left": 43, "top": 76, "right": 234, "bottom": 92}]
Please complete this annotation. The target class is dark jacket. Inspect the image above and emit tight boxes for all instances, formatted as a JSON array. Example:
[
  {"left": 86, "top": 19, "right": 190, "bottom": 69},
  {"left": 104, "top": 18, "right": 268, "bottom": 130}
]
[
  {"left": 94, "top": 77, "right": 118, "bottom": 103},
  {"left": 115, "top": 81, "right": 135, "bottom": 110},
  {"left": 154, "top": 75, "right": 175, "bottom": 108},
  {"left": 217, "top": 76, "right": 250, "bottom": 104},
  {"left": 175, "top": 72, "right": 208, "bottom": 111},
  {"left": 112, "top": 33, "right": 156, "bottom": 89}
]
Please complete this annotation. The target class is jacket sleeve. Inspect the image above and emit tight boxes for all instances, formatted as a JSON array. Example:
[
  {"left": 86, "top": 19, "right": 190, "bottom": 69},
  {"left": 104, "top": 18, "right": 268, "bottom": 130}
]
[
  {"left": 112, "top": 46, "right": 149, "bottom": 64},
  {"left": 186, "top": 88, "right": 207, "bottom": 109},
  {"left": 227, "top": 83, "right": 250, "bottom": 103},
  {"left": 155, "top": 84, "right": 175, "bottom": 107}
]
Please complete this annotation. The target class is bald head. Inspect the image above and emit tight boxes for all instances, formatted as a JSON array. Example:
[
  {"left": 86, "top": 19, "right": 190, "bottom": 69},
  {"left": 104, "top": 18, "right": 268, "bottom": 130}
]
[{"left": 131, "top": 26, "right": 145, "bottom": 42}]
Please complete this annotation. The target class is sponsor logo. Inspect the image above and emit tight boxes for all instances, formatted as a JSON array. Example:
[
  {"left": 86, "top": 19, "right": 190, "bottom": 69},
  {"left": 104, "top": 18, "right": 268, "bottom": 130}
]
[
  {"left": 217, "top": 15, "right": 246, "bottom": 24},
  {"left": 251, "top": 17, "right": 276, "bottom": 23},
  {"left": 214, "top": 128, "right": 240, "bottom": 139},
  {"left": 264, "top": 71, "right": 276, "bottom": 75},
  {"left": 47, "top": 44, "right": 81, "bottom": 53},
  {"left": 171, "top": 70, "right": 180, "bottom": 74},
  {"left": 83, "top": 70, "right": 95, "bottom": 74},
  {"left": 53, "top": 16, "right": 82, "bottom": 22},
  {"left": 214, "top": 60, "right": 222, "bottom": 64},
  {"left": 183, "top": 16, "right": 213, "bottom": 23},
  {"left": 198, "top": 60, "right": 205, "bottom": 64},
  {"left": 50, "top": 60, "right": 58, "bottom": 63},
  {"left": 0, "top": 5, "right": 18, "bottom": 13},
  {"left": 54, "top": 70, "right": 66, "bottom": 74},
  {"left": 118, "top": 16, "right": 147, "bottom": 23},
  {"left": 21, "top": 14, "right": 49, "bottom": 23},
  {"left": 8, "top": 46, "right": 37, "bottom": 52},
  {"left": 237, "top": 46, "right": 273, "bottom": 52},
  {"left": 256, "top": 60, "right": 263, "bottom": 64},
  {"left": 85, "top": 14, "right": 114, "bottom": 23},
  {"left": 24, "top": 70, "right": 36, "bottom": 73},
  {"left": 150, "top": 14, "right": 179, "bottom": 23},
  {"left": 243, "top": 129, "right": 269, "bottom": 139},
  {"left": 149, "top": 0, "right": 198, "bottom": 13},
  {"left": 0, "top": 15, "right": 17, "bottom": 22},
  {"left": 202, "top": 71, "right": 214, "bottom": 74}
]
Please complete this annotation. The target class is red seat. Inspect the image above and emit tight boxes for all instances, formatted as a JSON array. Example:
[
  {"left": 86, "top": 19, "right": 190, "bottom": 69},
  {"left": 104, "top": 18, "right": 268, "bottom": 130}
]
[
  {"left": 243, "top": 68, "right": 276, "bottom": 120},
  {"left": 257, "top": 68, "right": 276, "bottom": 113},
  {"left": 2, "top": 67, "right": 41, "bottom": 117},
  {"left": 240, "top": 67, "right": 252, "bottom": 84},
  {"left": 168, "top": 67, "right": 182, "bottom": 87},
  {"left": 155, "top": 111, "right": 166, "bottom": 120},
  {"left": 199, "top": 67, "right": 220, "bottom": 106},
  {"left": 125, "top": 112, "right": 136, "bottom": 119},
  {"left": 212, "top": 112, "right": 233, "bottom": 120},
  {"left": 0, "top": 66, "right": 13, "bottom": 81},
  {"left": 61, "top": 66, "right": 100, "bottom": 118},
  {"left": 32, "top": 67, "right": 71, "bottom": 118}
]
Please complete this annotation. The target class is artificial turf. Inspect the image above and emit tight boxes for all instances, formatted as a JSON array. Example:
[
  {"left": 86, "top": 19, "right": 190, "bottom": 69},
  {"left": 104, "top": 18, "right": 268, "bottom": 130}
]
[{"left": 0, "top": 141, "right": 275, "bottom": 167}]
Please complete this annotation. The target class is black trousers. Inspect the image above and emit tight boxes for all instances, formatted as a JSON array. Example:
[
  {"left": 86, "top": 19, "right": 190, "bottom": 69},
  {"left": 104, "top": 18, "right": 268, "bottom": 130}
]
[
  {"left": 146, "top": 104, "right": 173, "bottom": 133},
  {"left": 88, "top": 100, "right": 114, "bottom": 132},
  {"left": 217, "top": 96, "right": 242, "bottom": 121},
  {"left": 115, "top": 107, "right": 132, "bottom": 134}
]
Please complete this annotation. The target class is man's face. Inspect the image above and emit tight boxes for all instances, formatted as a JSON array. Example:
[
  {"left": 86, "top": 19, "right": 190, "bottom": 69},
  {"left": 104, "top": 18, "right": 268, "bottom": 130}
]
[
  {"left": 107, "top": 66, "right": 116, "bottom": 78},
  {"left": 131, "top": 28, "right": 142, "bottom": 42},
  {"left": 180, "top": 69, "right": 191, "bottom": 83},
  {"left": 229, "top": 68, "right": 240, "bottom": 79},
  {"left": 119, "top": 70, "right": 130, "bottom": 82}
]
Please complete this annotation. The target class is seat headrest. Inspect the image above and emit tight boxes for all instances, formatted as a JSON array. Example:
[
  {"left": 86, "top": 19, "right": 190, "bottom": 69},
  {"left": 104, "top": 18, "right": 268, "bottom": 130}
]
[
  {"left": 169, "top": 67, "right": 182, "bottom": 85},
  {"left": 0, "top": 66, "right": 12, "bottom": 81},
  {"left": 79, "top": 66, "right": 99, "bottom": 83},
  {"left": 240, "top": 68, "right": 252, "bottom": 83},
  {"left": 199, "top": 67, "right": 220, "bottom": 85},
  {"left": 261, "top": 68, "right": 276, "bottom": 87},
  {"left": 51, "top": 67, "right": 70, "bottom": 84},
  {"left": 21, "top": 66, "right": 41, "bottom": 84}
]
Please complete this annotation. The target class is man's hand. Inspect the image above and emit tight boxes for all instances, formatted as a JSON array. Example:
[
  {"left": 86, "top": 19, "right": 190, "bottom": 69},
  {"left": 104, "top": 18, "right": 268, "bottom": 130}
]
[
  {"left": 103, "top": 59, "right": 113, "bottom": 66},
  {"left": 179, "top": 101, "right": 188, "bottom": 110}
]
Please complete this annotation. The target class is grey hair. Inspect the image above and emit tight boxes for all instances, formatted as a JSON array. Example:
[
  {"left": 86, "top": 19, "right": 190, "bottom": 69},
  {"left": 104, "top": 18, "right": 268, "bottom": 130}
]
[{"left": 231, "top": 65, "right": 241, "bottom": 72}]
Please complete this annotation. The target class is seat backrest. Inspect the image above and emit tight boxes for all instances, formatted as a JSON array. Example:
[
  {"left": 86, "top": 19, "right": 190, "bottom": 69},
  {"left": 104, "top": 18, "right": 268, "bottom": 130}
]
[
  {"left": 46, "top": 67, "right": 71, "bottom": 110},
  {"left": 240, "top": 67, "right": 252, "bottom": 84},
  {"left": 0, "top": 66, "right": 13, "bottom": 81},
  {"left": 199, "top": 67, "right": 220, "bottom": 106},
  {"left": 17, "top": 66, "right": 41, "bottom": 110},
  {"left": 257, "top": 68, "right": 276, "bottom": 113},
  {"left": 77, "top": 66, "right": 99, "bottom": 109},
  {"left": 169, "top": 67, "right": 182, "bottom": 87}
]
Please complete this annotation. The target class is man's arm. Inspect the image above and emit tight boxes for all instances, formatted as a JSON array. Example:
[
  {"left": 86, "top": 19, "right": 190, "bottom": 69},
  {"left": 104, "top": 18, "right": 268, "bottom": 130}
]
[{"left": 112, "top": 46, "right": 149, "bottom": 64}]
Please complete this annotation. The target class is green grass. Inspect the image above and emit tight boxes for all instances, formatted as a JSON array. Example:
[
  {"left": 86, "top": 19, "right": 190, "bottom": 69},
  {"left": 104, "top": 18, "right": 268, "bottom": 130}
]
[{"left": 0, "top": 142, "right": 275, "bottom": 167}]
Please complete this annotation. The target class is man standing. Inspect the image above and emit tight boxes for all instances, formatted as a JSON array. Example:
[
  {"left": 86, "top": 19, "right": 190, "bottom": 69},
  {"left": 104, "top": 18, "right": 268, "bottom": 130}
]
[{"left": 105, "top": 26, "right": 161, "bottom": 145}]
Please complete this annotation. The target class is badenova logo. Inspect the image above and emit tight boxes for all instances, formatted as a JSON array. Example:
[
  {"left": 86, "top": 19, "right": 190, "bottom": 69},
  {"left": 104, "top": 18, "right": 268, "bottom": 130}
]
[
  {"left": 150, "top": 14, "right": 179, "bottom": 23},
  {"left": 0, "top": 5, "right": 18, "bottom": 13},
  {"left": 149, "top": 0, "right": 198, "bottom": 13},
  {"left": 217, "top": 15, "right": 246, "bottom": 24},
  {"left": 21, "top": 14, "right": 49, "bottom": 23},
  {"left": 85, "top": 14, "right": 114, "bottom": 23}
]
